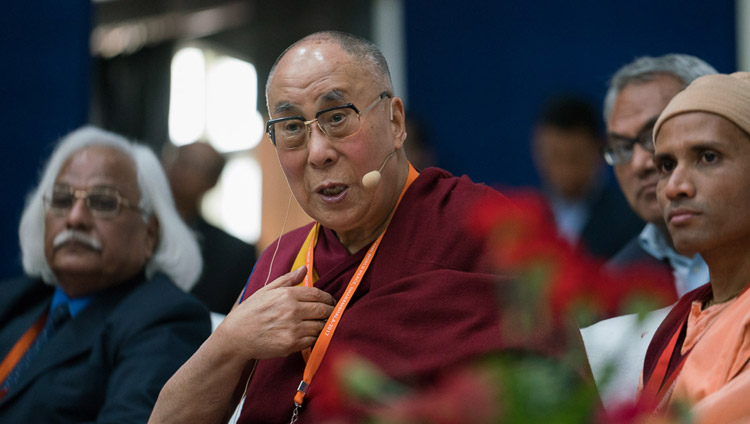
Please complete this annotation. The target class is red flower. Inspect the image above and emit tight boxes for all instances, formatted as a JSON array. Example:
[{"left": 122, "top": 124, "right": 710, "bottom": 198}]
[
  {"left": 371, "top": 366, "right": 501, "bottom": 424},
  {"left": 599, "top": 396, "right": 684, "bottom": 424},
  {"left": 472, "top": 188, "right": 677, "bottom": 326}
]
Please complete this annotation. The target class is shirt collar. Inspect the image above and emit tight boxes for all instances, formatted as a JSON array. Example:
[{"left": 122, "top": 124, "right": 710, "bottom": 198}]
[
  {"left": 637, "top": 223, "right": 671, "bottom": 260},
  {"left": 50, "top": 287, "right": 95, "bottom": 317},
  {"left": 638, "top": 223, "right": 695, "bottom": 266}
]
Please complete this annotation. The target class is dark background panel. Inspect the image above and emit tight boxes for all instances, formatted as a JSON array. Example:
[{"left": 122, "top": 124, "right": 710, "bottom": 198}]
[
  {"left": 1, "top": 1, "right": 91, "bottom": 279},
  {"left": 0, "top": 0, "right": 737, "bottom": 279},
  {"left": 404, "top": 0, "right": 736, "bottom": 187}
]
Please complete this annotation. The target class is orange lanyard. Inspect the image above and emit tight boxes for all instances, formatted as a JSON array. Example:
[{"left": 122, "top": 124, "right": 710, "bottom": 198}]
[
  {"left": 0, "top": 313, "right": 47, "bottom": 391},
  {"left": 292, "top": 164, "right": 419, "bottom": 414}
]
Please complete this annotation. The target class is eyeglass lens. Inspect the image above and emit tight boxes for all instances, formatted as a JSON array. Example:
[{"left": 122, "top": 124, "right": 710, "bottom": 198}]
[
  {"left": 48, "top": 187, "right": 122, "bottom": 215},
  {"left": 271, "top": 106, "right": 360, "bottom": 150},
  {"left": 605, "top": 126, "right": 655, "bottom": 165}
]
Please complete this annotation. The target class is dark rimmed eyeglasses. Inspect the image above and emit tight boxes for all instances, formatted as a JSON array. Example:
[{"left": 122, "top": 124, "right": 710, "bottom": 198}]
[
  {"left": 266, "top": 91, "right": 392, "bottom": 150},
  {"left": 43, "top": 184, "right": 141, "bottom": 219},
  {"left": 602, "top": 119, "right": 657, "bottom": 166}
]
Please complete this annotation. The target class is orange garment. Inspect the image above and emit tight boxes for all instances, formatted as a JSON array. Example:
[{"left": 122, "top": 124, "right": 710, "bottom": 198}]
[{"left": 670, "top": 286, "right": 750, "bottom": 423}]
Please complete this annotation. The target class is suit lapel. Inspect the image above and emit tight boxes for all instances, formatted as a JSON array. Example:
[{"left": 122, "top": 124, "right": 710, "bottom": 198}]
[
  {"left": 0, "top": 279, "right": 135, "bottom": 406},
  {"left": 0, "top": 279, "right": 53, "bottom": 359}
]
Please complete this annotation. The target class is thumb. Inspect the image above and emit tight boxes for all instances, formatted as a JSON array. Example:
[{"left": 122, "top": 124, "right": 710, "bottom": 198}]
[{"left": 265, "top": 265, "right": 307, "bottom": 289}]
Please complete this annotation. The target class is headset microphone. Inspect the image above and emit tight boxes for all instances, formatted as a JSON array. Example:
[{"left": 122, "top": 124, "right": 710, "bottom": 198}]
[{"left": 362, "top": 150, "right": 397, "bottom": 189}]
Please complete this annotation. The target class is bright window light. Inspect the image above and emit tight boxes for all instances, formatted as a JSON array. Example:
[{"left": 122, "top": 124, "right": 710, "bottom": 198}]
[
  {"left": 206, "top": 58, "right": 264, "bottom": 152},
  {"left": 201, "top": 156, "right": 262, "bottom": 244},
  {"left": 169, "top": 47, "right": 206, "bottom": 146},
  {"left": 170, "top": 45, "right": 264, "bottom": 244}
]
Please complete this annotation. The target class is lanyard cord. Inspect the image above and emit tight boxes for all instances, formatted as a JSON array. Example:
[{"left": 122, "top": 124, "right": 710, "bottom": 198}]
[
  {"left": 293, "top": 164, "right": 419, "bottom": 410},
  {"left": 0, "top": 313, "right": 47, "bottom": 387}
]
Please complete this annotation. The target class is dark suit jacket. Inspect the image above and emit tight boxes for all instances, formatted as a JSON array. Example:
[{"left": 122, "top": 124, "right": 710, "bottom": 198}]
[
  {"left": 607, "top": 234, "right": 665, "bottom": 269},
  {"left": 190, "top": 217, "right": 257, "bottom": 314},
  {"left": 0, "top": 272, "right": 211, "bottom": 423},
  {"left": 577, "top": 184, "right": 644, "bottom": 260},
  {"left": 606, "top": 232, "right": 678, "bottom": 303}
]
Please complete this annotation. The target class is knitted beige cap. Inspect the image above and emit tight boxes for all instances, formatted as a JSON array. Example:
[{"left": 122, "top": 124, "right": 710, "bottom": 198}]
[{"left": 653, "top": 71, "right": 750, "bottom": 142}]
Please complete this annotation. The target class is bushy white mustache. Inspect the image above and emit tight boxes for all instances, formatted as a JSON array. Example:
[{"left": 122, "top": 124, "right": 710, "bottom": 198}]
[{"left": 53, "top": 229, "right": 102, "bottom": 251}]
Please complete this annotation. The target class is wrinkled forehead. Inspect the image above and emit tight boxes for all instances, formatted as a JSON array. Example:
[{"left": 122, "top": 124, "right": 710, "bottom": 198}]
[
  {"left": 267, "top": 41, "right": 376, "bottom": 111},
  {"left": 56, "top": 146, "right": 139, "bottom": 195}
]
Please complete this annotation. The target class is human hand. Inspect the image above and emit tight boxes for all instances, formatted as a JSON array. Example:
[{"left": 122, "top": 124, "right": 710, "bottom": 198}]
[{"left": 218, "top": 266, "right": 335, "bottom": 359}]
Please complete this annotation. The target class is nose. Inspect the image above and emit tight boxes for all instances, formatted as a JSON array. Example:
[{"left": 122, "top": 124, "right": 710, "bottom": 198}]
[
  {"left": 65, "top": 197, "right": 94, "bottom": 228},
  {"left": 662, "top": 165, "right": 695, "bottom": 201},
  {"left": 306, "top": 123, "right": 337, "bottom": 169},
  {"left": 631, "top": 143, "right": 656, "bottom": 176}
]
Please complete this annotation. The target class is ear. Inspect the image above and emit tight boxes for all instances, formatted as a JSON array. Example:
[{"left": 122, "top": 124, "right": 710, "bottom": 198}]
[
  {"left": 144, "top": 216, "right": 159, "bottom": 260},
  {"left": 389, "top": 96, "right": 406, "bottom": 151}
]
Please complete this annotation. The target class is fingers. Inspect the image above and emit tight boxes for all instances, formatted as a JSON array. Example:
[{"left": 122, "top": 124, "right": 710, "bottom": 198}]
[
  {"left": 264, "top": 265, "right": 307, "bottom": 289},
  {"left": 223, "top": 265, "right": 338, "bottom": 359},
  {"left": 296, "top": 299, "right": 335, "bottom": 321},
  {"left": 294, "top": 287, "right": 336, "bottom": 306},
  {"left": 263, "top": 265, "right": 336, "bottom": 306},
  {"left": 282, "top": 321, "right": 329, "bottom": 355},
  {"left": 248, "top": 317, "right": 329, "bottom": 359}
]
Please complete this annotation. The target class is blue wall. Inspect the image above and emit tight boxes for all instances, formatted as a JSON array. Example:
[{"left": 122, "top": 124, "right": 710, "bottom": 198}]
[
  {"left": 0, "top": 1, "right": 737, "bottom": 279},
  {"left": 404, "top": 0, "right": 736, "bottom": 187},
  {"left": 0, "top": 1, "right": 90, "bottom": 279}
]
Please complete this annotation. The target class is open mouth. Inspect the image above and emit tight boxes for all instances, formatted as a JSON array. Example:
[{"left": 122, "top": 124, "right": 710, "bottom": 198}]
[{"left": 320, "top": 185, "right": 347, "bottom": 196}]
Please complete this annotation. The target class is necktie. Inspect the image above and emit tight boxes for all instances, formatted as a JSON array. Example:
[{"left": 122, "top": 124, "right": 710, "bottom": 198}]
[{"left": 0, "top": 303, "right": 71, "bottom": 391}]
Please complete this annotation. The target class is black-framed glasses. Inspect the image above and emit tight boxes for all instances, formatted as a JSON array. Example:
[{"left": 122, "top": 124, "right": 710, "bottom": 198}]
[
  {"left": 602, "top": 119, "right": 658, "bottom": 166},
  {"left": 43, "top": 184, "right": 140, "bottom": 219},
  {"left": 266, "top": 91, "right": 392, "bottom": 150}
]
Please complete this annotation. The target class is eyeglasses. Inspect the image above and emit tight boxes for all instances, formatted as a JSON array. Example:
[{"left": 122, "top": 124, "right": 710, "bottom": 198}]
[
  {"left": 44, "top": 184, "right": 140, "bottom": 219},
  {"left": 602, "top": 120, "right": 657, "bottom": 166},
  {"left": 266, "top": 91, "right": 392, "bottom": 150}
]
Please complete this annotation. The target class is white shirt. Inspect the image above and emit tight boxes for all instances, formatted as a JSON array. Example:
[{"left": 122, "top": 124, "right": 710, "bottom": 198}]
[{"left": 638, "top": 223, "right": 709, "bottom": 297}]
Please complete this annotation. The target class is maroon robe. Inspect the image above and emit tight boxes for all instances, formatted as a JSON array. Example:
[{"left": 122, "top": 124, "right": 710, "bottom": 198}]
[
  {"left": 238, "top": 168, "right": 571, "bottom": 423},
  {"left": 641, "top": 283, "right": 712, "bottom": 403}
]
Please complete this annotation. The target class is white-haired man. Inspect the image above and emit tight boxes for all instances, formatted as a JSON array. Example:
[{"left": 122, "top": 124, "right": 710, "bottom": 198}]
[{"left": 0, "top": 126, "right": 211, "bottom": 423}]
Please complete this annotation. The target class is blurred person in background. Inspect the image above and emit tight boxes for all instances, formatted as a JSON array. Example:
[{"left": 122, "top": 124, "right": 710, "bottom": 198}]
[
  {"left": 0, "top": 126, "right": 210, "bottom": 423},
  {"left": 163, "top": 142, "right": 257, "bottom": 314},
  {"left": 532, "top": 94, "right": 642, "bottom": 259},
  {"left": 402, "top": 113, "right": 437, "bottom": 171},
  {"left": 602, "top": 54, "right": 716, "bottom": 299}
]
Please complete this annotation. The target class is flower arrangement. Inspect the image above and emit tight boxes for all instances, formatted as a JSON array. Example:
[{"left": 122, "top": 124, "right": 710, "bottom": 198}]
[{"left": 311, "top": 189, "right": 682, "bottom": 423}]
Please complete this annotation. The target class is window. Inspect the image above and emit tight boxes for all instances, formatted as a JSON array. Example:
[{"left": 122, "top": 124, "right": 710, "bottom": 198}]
[{"left": 169, "top": 45, "right": 263, "bottom": 243}]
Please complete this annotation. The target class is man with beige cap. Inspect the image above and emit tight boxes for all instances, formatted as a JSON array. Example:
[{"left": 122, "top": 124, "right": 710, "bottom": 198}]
[{"left": 640, "top": 72, "right": 750, "bottom": 422}]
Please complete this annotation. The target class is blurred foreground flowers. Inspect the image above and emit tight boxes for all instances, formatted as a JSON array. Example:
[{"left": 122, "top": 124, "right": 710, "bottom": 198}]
[{"left": 312, "top": 189, "right": 683, "bottom": 423}]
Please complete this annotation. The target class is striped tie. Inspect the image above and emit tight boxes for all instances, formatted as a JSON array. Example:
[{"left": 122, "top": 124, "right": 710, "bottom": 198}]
[{"left": 0, "top": 303, "right": 71, "bottom": 392}]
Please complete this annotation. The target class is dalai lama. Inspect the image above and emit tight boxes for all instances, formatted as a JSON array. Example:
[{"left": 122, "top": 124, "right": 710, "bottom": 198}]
[{"left": 150, "top": 31, "right": 582, "bottom": 424}]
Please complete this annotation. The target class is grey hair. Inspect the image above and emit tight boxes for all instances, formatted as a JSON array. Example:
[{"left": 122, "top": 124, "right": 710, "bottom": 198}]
[
  {"left": 265, "top": 31, "right": 393, "bottom": 103},
  {"left": 18, "top": 126, "right": 202, "bottom": 292},
  {"left": 603, "top": 54, "right": 717, "bottom": 125}
]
